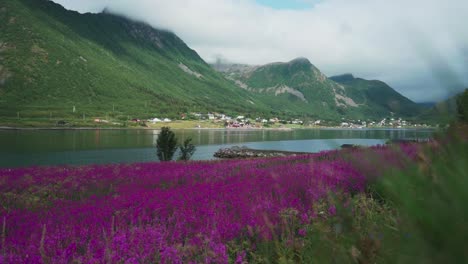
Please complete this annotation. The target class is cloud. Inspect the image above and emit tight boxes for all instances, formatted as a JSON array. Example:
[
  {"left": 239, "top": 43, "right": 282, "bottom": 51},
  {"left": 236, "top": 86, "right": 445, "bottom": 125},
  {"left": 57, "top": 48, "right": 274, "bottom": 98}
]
[{"left": 51, "top": 0, "right": 468, "bottom": 102}]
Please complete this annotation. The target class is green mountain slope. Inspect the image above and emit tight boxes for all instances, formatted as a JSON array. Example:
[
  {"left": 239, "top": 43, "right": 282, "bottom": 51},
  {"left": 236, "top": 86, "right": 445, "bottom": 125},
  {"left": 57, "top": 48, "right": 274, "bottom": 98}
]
[
  {"left": 217, "top": 59, "right": 423, "bottom": 120},
  {"left": 0, "top": 0, "right": 428, "bottom": 124},
  {"left": 0, "top": 0, "right": 269, "bottom": 120},
  {"left": 216, "top": 58, "right": 363, "bottom": 119},
  {"left": 418, "top": 88, "right": 468, "bottom": 123},
  {"left": 329, "top": 74, "right": 423, "bottom": 118}
]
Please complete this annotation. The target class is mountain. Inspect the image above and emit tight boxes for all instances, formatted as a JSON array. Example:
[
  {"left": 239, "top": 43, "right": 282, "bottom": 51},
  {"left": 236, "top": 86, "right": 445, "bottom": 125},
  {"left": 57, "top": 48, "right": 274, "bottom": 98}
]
[
  {"left": 1, "top": 0, "right": 426, "bottom": 123},
  {"left": 215, "top": 58, "right": 365, "bottom": 119},
  {"left": 329, "top": 74, "right": 423, "bottom": 118},
  {"left": 0, "top": 0, "right": 270, "bottom": 119},
  {"left": 216, "top": 59, "right": 423, "bottom": 120},
  {"left": 417, "top": 102, "right": 437, "bottom": 109}
]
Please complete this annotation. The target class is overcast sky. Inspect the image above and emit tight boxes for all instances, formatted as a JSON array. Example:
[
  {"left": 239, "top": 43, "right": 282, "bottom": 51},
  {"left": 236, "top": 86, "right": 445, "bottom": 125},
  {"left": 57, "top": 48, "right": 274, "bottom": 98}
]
[{"left": 52, "top": 0, "right": 468, "bottom": 102}]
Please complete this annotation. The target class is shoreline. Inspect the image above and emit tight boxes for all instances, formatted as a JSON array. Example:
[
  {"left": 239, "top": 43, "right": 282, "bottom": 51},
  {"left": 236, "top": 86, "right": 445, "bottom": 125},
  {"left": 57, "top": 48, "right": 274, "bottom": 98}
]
[
  {"left": 0, "top": 126, "right": 437, "bottom": 131},
  {"left": 0, "top": 126, "right": 292, "bottom": 131}
]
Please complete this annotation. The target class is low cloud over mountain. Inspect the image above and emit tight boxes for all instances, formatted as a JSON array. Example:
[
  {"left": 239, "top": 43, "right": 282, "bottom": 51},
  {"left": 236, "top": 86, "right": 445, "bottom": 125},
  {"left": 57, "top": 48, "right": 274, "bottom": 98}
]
[{"left": 53, "top": 0, "right": 468, "bottom": 102}]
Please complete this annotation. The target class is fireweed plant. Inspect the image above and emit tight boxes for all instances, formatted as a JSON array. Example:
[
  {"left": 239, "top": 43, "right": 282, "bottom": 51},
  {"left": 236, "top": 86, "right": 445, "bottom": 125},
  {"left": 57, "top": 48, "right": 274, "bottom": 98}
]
[{"left": 0, "top": 140, "right": 466, "bottom": 263}]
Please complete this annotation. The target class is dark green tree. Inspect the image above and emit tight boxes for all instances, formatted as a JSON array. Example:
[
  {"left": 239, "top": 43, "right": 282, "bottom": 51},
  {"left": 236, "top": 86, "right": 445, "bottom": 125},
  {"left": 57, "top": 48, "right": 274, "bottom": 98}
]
[
  {"left": 178, "top": 138, "right": 196, "bottom": 161},
  {"left": 156, "top": 127, "right": 178, "bottom": 161},
  {"left": 456, "top": 89, "right": 468, "bottom": 122}
]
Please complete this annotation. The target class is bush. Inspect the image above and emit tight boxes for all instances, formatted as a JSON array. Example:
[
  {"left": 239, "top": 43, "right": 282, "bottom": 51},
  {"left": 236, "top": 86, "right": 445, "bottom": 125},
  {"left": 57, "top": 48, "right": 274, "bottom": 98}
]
[
  {"left": 156, "top": 127, "right": 178, "bottom": 161},
  {"left": 178, "top": 138, "right": 196, "bottom": 161}
]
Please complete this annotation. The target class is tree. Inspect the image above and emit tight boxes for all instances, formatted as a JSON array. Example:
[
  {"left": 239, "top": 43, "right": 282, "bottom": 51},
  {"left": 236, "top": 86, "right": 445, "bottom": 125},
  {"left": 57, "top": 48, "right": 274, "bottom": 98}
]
[
  {"left": 178, "top": 138, "right": 196, "bottom": 161},
  {"left": 456, "top": 89, "right": 468, "bottom": 122},
  {"left": 156, "top": 127, "right": 178, "bottom": 161}
]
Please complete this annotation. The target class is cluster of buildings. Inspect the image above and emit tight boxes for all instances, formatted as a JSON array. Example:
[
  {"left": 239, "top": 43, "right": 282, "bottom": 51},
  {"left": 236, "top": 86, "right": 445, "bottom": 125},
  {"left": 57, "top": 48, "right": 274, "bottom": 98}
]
[
  {"left": 189, "top": 112, "right": 309, "bottom": 128},
  {"left": 340, "top": 118, "right": 429, "bottom": 128},
  {"left": 137, "top": 112, "right": 431, "bottom": 129},
  {"left": 147, "top": 117, "right": 172, "bottom": 124}
]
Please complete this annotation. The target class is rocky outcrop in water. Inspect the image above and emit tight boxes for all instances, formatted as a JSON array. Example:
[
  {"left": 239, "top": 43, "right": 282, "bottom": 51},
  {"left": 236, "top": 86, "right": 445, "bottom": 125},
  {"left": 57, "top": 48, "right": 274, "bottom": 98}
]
[{"left": 214, "top": 146, "right": 307, "bottom": 159}]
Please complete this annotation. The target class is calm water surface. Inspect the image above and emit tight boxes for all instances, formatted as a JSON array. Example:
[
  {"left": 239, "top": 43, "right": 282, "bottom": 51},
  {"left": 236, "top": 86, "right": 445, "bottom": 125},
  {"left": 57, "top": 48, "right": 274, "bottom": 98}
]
[{"left": 0, "top": 128, "right": 435, "bottom": 167}]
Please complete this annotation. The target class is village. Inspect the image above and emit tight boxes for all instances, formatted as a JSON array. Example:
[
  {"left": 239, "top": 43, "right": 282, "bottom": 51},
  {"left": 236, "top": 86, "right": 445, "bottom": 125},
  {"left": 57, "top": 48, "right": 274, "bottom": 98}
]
[{"left": 118, "top": 112, "right": 432, "bottom": 129}]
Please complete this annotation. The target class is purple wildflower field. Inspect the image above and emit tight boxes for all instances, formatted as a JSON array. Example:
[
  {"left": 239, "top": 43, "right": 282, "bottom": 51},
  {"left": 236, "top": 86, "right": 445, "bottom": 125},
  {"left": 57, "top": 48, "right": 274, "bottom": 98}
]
[{"left": 0, "top": 144, "right": 422, "bottom": 263}]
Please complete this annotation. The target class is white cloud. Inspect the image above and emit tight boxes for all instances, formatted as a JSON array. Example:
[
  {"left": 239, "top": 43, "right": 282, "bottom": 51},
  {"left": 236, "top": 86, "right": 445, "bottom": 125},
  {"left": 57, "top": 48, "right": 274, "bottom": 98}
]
[{"left": 52, "top": 0, "right": 468, "bottom": 102}]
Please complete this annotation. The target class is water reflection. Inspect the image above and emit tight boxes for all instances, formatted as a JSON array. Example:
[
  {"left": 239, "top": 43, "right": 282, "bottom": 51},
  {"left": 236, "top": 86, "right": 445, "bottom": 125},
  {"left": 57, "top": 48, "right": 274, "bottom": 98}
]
[
  {"left": 0, "top": 128, "right": 435, "bottom": 167},
  {"left": 0, "top": 128, "right": 435, "bottom": 153}
]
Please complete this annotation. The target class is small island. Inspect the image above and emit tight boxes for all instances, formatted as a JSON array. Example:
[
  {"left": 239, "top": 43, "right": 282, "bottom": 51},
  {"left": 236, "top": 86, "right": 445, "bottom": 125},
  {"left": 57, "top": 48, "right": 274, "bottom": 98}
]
[{"left": 214, "top": 146, "right": 311, "bottom": 159}]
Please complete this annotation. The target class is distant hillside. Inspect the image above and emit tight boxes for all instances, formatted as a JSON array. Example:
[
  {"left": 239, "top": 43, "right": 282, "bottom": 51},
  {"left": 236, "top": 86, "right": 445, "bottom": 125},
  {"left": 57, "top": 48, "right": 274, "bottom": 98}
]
[
  {"left": 0, "top": 0, "right": 270, "bottom": 119},
  {"left": 433, "top": 95, "right": 459, "bottom": 115},
  {"left": 216, "top": 59, "right": 424, "bottom": 120},
  {"left": 0, "top": 0, "right": 429, "bottom": 123},
  {"left": 330, "top": 74, "right": 424, "bottom": 118},
  {"left": 417, "top": 102, "right": 437, "bottom": 109},
  {"left": 418, "top": 89, "right": 467, "bottom": 123},
  {"left": 216, "top": 58, "right": 364, "bottom": 119}
]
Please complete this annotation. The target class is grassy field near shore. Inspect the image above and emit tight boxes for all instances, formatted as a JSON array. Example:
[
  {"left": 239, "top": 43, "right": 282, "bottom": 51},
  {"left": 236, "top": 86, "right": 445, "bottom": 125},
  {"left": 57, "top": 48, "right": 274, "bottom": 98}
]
[
  {"left": 0, "top": 117, "right": 434, "bottom": 130},
  {"left": 1, "top": 130, "right": 466, "bottom": 263},
  {"left": 0, "top": 117, "right": 307, "bottom": 130},
  {"left": 0, "top": 118, "right": 224, "bottom": 129}
]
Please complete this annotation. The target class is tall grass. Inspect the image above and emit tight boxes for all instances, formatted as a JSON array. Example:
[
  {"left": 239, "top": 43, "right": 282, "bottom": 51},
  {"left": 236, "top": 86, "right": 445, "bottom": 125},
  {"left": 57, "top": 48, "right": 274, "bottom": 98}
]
[{"left": 371, "top": 138, "right": 468, "bottom": 263}]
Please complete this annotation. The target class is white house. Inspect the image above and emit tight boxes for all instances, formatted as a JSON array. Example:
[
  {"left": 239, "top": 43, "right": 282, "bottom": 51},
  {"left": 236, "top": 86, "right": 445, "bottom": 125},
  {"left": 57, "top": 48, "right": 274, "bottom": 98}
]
[
  {"left": 150, "top": 118, "right": 162, "bottom": 123},
  {"left": 292, "top": 119, "right": 303, "bottom": 124}
]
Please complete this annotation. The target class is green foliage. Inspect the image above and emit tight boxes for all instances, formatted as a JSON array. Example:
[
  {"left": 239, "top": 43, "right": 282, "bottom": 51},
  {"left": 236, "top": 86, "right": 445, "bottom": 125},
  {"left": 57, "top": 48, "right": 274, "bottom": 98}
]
[
  {"left": 156, "top": 127, "right": 177, "bottom": 161},
  {"left": 418, "top": 93, "right": 460, "bottom": 125},
  {"left": 230, "top": 193, "right": 399, "bottom": 263},
  {"left": 0, "top": 0, "right": 272, "bottom": 120},
  {"left": 367, "top": 139, "right": 468, "bottom": 263},
  {"left": 456, "top": 89, "right": 468, "bottom": 122},
  {"left": 178, "top": 137, "right": 196, "bottom": 161}
]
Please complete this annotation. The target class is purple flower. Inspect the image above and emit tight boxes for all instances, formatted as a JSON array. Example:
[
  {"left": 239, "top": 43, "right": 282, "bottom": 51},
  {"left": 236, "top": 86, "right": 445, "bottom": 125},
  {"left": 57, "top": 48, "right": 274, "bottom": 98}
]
[
  {"left": 0, "top": 143, "right": 419, "bottom": 262},
  {"left": 235, "top": 250, "right": 247, "bottom": 264},
  {"left": 328, "top": 205, "right": 337, "bottom": 216},
  {"left": 298, "top": 228, "right": 307, "bottom": 237}
]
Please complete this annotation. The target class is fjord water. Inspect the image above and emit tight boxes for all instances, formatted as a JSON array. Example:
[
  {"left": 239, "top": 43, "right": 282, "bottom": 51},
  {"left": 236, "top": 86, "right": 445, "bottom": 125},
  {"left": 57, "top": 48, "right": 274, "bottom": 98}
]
[{"left": 0, "top": 128, "right": 434, "bottom": 167}]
